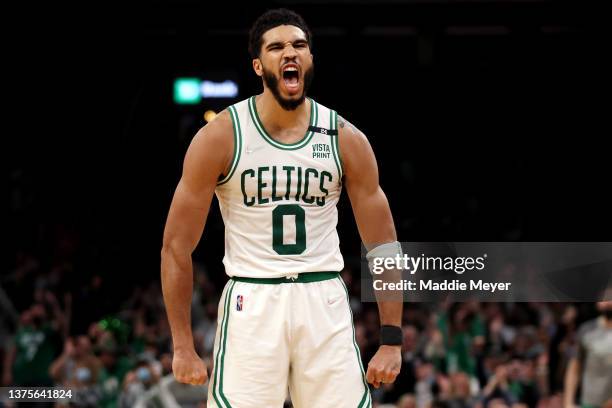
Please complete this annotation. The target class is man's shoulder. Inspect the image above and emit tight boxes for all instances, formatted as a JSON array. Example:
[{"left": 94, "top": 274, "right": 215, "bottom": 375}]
[
  {"left": 183, "top": 109, "right": 235, "bottom": 172},
  {"left": 203, "top": 109, "right": 233, "bottom": 134},
  {"left": 336, "top": 112, "right": 369, "bottom": 156},
  {"left": 199, "top": 97, "right": 252, "bottom": 136},
  {"left": 189, "top": 109, "right": 235, "bottom": 152},
  {"left": 577, "top": 317, "right": 601, "bottom": 343},
  {"left": 325, "top": 105, "right": 366, "bottom": 142}
]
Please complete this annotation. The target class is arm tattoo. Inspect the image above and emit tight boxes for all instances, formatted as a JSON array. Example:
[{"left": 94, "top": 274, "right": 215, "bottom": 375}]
[{"left": 338, "top": 115, "right": 359, "bottom": 135}]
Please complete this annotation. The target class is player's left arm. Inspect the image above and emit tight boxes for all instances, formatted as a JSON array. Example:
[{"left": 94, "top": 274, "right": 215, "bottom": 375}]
[{"left": 338, "top": 115, "right": 402, "bottom": 388}]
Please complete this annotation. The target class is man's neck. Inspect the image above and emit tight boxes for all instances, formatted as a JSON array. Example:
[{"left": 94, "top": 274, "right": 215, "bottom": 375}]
[
  {"left": 256, "top": 89, "right": 310, "bottom": 133},
  {"left": 597, "top": 315, "right": 612, "bottom": 328}
]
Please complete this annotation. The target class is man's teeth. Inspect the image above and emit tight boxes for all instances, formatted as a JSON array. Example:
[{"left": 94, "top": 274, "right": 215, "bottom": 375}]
[{"left": 283, "top": 67, "right": 298, "bottom": 72}]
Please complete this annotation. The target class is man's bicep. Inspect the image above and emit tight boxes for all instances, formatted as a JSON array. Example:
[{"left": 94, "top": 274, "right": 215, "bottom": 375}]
[
  {"left": 164, "top": 179, "right": 213, "bottom": 245},
  {"left": 163, "top": 121, "right": 231, "bottom": 252},
  {"left": 182, "top": 115, "right": 233, "bottom": 193},
  {"left": 338, "top": 116, "right": 380, "bottom": 197},
  {"left": 338, "top": 116, "right": 396, "bottom": 244}
]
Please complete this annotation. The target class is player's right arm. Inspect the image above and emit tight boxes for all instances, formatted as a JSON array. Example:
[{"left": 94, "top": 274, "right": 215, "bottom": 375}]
[{"left": 161, "top": 110, "right": 233, "bottom": 385}]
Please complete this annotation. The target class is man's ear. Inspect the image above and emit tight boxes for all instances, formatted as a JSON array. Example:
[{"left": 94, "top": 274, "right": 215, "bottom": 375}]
[{"left": 252, "top": 58, "right": 263, "bottom": 77}]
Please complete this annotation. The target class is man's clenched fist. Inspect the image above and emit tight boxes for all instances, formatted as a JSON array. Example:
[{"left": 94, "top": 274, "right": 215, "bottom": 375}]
[
  {"left": 172, "top": 348, "right": 208, "bottom": 385},
  {"left": 366, "top": 345, "right": 402, "bottom": 388}
]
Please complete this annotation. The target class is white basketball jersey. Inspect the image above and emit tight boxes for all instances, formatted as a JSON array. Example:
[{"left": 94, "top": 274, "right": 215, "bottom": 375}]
[{"left": 214, "top": 96, "right": 344, "bottom": 278}]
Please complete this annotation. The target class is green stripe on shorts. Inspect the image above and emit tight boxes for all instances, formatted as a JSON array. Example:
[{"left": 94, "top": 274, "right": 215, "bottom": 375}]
[
  {"left": 338, "top": 276, "right": 371, "bottom": 408},
  {"left": 212, "top": 280, "right": 235, "bottom": 408}
]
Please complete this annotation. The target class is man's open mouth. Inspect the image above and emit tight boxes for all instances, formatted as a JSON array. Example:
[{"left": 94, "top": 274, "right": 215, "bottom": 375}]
[{"left": 282, "top": 66, "right": 300, "bottom": 91}]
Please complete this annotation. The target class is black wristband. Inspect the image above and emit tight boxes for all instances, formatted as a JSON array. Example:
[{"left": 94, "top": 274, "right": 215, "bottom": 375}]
[{"left": 380, "top": 325, "right": 403, "bottom": 346}]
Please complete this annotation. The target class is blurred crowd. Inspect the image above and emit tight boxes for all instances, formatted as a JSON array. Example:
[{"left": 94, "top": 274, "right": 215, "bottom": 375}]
[{"left": 2, "top": 232, "right": 611, "bottom": 407}]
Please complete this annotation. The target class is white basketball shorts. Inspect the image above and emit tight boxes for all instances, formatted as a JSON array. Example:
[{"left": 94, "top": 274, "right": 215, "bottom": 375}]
[{"left": 207, "top": 272, "right": 372, "bottom": 408}]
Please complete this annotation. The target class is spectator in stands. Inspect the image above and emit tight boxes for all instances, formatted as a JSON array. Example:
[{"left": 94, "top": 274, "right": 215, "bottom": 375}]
[
  {"left": 118, "top": 357, "right": 160, "bottom": 408},
  {"left": 563, "top": 301, "right": 612, "bottom": 408},
  {"left": 50, "top": 335, "right": 102, "bottom": 406},
  {"left": 482, "top": 363, "right": 516, "bottom": 407},
  {"left": 3, "top": 297, "right": 63, "bottom": 387},
  {"left": 96, "top": 335, "right": 133, "bottom": 408},
  {"left": 446, "top": 371, "right": 478, "bottom": 408}
]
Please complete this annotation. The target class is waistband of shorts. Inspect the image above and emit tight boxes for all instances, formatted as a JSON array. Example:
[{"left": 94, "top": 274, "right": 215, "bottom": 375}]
[{"left": 230, "top": 271, "right": 340, "bottom": 284}]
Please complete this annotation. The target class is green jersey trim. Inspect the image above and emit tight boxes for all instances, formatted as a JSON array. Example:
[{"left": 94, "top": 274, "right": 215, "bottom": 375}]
[
  {"left": 217, "top": 105, "right": 242, "bottom": 186},
  {"left": 330, "top": 110, "right": 343, "bottom": 181},
  {"left": 248, "top": 96, "right": 318, "bottom": 150},
  {"left": 231, "top": 271, "right": 339, "bottom": 284}
]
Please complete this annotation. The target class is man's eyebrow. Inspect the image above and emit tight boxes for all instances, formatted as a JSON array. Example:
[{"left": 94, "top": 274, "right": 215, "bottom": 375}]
[
  {"left": 265, "top": 41, "right": 283, "bottom": 49},
  {"left": 265, "top": 39, "right": 308, "bottom": 49}
]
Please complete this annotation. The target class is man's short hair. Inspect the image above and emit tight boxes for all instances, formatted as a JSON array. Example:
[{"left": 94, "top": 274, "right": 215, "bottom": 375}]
[{"left": 248, "top": 8, "right": 312, "bottom": 59}]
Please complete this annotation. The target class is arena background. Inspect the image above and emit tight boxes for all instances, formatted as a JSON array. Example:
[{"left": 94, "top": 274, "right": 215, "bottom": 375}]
[{"left": 5, "top": 1, "right": 610, "bottom": 407}]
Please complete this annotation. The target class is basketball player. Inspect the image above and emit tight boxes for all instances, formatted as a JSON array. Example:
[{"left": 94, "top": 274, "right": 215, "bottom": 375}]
[{"left": 161, "top": 9, "right": 403, "bottom": 408}]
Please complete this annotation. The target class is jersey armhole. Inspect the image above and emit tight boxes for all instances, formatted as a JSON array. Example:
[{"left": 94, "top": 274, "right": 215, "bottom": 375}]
[
  {"left": 330, "top": 109, "right": 344, "bottom": 181},
  {"left": 217, "top": 105, "right": 242, "bottom": 186}
]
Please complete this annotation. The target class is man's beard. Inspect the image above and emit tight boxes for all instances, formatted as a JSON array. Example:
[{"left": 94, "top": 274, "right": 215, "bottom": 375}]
[{"left": 262, "top": 63, "right": 314, "bottom": 111}]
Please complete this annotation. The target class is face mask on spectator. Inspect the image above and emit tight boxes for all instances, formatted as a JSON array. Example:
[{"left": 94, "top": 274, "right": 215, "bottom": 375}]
[
  {"left": 137, "top": 366, "right": 151, "bottom": 382},
  {"left": 75, "top": 367, "right": 91, "bottom": 382}
]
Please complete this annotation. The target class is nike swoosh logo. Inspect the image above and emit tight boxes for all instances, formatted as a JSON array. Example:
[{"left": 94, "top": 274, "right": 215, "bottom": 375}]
[{"left": 246, "top": 145, "right": 265, "bottom": 154}]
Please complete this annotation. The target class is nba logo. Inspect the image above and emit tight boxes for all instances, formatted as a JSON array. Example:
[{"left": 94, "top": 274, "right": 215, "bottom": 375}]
[{"left": 236, "top": 295, "right": 243, "bottom": 311}]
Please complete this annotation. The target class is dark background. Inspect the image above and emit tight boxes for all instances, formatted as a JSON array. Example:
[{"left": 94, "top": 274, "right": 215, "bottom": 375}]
[{"left": 9, "top": 0, "right": 608, "bottom": 301}]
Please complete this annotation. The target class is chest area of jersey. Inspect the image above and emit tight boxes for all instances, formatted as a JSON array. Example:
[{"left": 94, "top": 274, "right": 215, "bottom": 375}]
[{"left": 239, "top": 156, "right": 338, "bottom": 208}]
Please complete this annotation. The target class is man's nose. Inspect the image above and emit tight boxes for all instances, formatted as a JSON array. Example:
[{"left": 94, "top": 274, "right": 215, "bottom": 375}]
[{"left": 282, "top": 44, "right": 298, "bottom": 59}]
